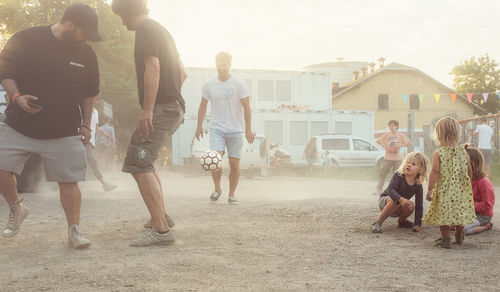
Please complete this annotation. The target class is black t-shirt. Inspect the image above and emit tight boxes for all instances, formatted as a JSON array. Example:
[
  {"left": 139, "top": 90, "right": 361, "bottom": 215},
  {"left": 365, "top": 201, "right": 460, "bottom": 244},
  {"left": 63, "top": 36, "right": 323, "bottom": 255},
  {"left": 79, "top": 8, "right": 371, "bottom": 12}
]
[
  {"left": 0, "top": 26, "right": 99, "bottom": 139},
  {"left": 134, "top": 19, "right": 184, "bottom": 110}
]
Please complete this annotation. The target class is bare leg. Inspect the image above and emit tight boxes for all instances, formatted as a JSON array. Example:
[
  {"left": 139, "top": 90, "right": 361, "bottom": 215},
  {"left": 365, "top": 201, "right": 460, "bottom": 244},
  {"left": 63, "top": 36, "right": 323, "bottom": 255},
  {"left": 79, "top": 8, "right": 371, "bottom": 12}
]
[
  {"left": 397, "top": 201, "right": 415, "bottom": 222},
  {"left": 468, "top": 224, "right": 492, "bottom": 235},
  {"left": 375, "top": 197, "right": 399, "bottom": 224},
  {"left": 0, "top": 171, "right": 19, "bottom": 205},
  {"left": 58, "top": 182, "right": 82, "bottom": 226},
  {"left": 132, "top": 173, "right": 168, "bottom": 233},
  {"left": 153, "top": 171, "right": 166, "bottom": 216},
  {"left": 440, "top": 225, "right": 451, "bottom": 238},
  {"left": 228, "top": 157, "right": 240, "bottom": 198},
  {"left": 211, "top": 151, "right": 224, "bottom": 194}
]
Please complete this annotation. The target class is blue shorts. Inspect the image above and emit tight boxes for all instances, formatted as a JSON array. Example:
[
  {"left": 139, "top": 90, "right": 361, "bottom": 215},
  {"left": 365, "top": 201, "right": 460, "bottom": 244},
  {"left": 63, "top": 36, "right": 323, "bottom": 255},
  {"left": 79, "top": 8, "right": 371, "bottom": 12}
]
[{"left": 210, "top": 129, "right": 243, "bottom": 159}]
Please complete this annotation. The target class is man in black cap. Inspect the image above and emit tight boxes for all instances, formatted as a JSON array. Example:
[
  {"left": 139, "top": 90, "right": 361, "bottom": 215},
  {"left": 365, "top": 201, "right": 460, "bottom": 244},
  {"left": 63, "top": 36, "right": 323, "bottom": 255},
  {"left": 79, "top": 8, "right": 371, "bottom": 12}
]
[{"left": 0, "top": 4, "right": 103, "bottom": 249}]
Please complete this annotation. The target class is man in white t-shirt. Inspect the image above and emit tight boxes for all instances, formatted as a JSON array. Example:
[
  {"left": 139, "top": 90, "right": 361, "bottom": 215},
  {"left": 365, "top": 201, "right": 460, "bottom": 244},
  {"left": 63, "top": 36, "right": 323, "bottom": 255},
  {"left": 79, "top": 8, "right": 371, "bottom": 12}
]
[
  {"left": 474, "top": 116, "right": 494, "bottom": 177},
  {"left": 85, "top": 99, "right": 116, "bottom": 192},
  {"left": 195, "top": 52, "right": 254, "bottom": 204}
]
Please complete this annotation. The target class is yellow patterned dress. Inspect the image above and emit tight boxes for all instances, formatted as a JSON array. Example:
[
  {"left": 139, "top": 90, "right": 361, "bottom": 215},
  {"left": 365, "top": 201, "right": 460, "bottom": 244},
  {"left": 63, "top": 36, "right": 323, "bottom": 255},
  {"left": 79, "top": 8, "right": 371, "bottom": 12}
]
[{"left": 423, "top": 146, "right": 476, "bottom": 226}]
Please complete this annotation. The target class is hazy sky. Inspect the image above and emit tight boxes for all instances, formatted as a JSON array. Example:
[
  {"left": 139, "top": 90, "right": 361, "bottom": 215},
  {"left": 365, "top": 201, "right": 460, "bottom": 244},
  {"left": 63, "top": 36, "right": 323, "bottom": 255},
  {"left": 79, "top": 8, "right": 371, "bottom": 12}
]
[{"left": 149, "top": 0, "right": 498, "bottom": 87}]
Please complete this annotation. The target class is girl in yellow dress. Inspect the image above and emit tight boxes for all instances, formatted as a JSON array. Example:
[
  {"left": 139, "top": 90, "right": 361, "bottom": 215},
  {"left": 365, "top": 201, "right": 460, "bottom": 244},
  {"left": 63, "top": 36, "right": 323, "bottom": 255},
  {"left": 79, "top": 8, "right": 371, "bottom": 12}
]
[{"left": 423, "top": 117, "right": 476, "bottom": 248}]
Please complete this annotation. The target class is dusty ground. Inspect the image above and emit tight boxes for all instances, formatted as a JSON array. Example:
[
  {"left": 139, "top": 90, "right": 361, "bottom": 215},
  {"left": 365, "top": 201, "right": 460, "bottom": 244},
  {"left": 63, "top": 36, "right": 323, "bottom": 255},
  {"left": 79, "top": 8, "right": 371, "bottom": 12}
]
[{"left": 1, "top": 171, "right": 499, "bottom": 291}]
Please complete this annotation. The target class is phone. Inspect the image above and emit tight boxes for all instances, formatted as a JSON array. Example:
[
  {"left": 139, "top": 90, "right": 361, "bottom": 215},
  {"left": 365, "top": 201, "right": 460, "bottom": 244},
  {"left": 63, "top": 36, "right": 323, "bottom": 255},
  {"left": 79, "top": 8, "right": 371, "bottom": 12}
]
[{"left": 27, "top": 101, "right": 43, "bottom": 110}]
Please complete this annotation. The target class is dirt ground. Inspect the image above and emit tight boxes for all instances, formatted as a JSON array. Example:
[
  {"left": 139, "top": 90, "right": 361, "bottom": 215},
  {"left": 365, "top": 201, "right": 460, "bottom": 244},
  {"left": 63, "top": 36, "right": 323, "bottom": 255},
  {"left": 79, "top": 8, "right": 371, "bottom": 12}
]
[{"left": 1, "top": 171, "right": 499, "bottom": 291}]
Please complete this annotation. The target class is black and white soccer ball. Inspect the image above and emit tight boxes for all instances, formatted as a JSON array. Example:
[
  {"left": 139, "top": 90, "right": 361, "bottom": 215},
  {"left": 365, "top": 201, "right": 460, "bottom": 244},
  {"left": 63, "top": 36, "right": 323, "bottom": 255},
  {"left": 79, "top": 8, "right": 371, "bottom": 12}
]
[{"left": 200, "top": 150, "right": 223, "bottom": 172}]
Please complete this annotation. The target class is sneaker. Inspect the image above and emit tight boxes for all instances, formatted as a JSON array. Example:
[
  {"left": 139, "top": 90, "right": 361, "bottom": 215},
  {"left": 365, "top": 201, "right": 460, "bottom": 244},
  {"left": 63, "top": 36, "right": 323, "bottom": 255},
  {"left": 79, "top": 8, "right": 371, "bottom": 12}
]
[
  {"left": 434, "top": 237, "right": 451, "bottom": 249},
  {"left": 397, "top": 219, "right": 414, "bottom": 229},
  {"left": 2, "top": 199, "right": 29, "bottom": 237},
  {"left": 210, "top": 190, "right": 222, "bottom": 202},
  {"left": 102, "top": 183, "right": 117, "bottom": 192},
  {"left": 143, "top": 214, "right": 176, "bottom": 229},
  {"left": 68, "top": 225, "right": 91, "bottom": 249},
  {"left": 129, "top": 229, "right": 175, "bottom": 247},
  {"left": 371, "top": 222, "right": 382, "bottom": 233},
  {"left": 228, "top": 197, "right": 239, "bottom": 205}
]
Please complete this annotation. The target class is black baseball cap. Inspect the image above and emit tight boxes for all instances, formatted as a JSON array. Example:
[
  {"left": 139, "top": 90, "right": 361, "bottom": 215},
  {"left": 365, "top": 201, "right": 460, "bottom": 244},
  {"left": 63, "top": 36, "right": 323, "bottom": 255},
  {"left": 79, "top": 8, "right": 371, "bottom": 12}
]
[{"left": 62, "top": 3, "right": 103, "bottom": 42}]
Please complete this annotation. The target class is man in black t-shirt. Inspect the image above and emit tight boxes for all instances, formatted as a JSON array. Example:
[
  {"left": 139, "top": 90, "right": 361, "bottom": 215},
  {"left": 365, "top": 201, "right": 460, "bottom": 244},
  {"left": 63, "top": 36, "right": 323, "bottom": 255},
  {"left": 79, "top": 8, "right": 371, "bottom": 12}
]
[
  {"left": 112, "top": 0, "right": 187, "bottom": 247},
  {"left": 0, "top": 4, "right": 103, "bottom": 249}
]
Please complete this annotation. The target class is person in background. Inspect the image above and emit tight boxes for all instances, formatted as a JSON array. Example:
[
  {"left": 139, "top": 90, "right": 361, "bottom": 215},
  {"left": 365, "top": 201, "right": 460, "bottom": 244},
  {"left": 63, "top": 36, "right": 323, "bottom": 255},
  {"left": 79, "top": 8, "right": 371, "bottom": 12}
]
[
  {"left": 303, "top": 137, "right": 318, "bottom": 175},
  {"left": 375, "top": 120, "right": 412, "bottom": 194},
  {"left": 473, "top": 117, "right": 494, "bottom": 177},
  {"left": 96, "top": 116, "right": 117, "bottom": 175}
]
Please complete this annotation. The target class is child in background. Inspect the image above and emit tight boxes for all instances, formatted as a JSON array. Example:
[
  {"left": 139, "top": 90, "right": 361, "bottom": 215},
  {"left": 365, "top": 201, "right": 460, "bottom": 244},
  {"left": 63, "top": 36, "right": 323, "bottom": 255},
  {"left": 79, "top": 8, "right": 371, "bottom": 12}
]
[
  {"left": 464, "top": 145, "right": 495, "bottom": 235},
  {"left": 423, "top": 117, "right": 476, "bottom": 248},
  {"left": 322, "top": 151, "right": 331, "bottom": 173},
  {"left": 371, "top": 151, "right": 429, "bottom": 233}
]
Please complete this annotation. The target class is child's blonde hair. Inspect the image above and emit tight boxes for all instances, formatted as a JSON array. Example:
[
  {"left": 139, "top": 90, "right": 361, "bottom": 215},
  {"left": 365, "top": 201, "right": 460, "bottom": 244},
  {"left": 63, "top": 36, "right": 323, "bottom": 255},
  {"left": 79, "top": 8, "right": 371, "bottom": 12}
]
[
  {"left": 433, "top": 117, "right": 460, "bottom": 146},
  {"left": 465, "top": 144, "right": 486, "bottom": 180},
  {"left": 396, "top": 151, "right": 430, "bottom": 184}
]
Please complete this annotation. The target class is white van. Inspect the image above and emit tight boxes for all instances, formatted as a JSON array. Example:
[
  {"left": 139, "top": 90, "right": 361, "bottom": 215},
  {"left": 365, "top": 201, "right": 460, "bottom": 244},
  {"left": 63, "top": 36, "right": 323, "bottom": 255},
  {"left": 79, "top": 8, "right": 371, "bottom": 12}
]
[{"left": 314, "top": 134, "right": 385, "bottom": 168}]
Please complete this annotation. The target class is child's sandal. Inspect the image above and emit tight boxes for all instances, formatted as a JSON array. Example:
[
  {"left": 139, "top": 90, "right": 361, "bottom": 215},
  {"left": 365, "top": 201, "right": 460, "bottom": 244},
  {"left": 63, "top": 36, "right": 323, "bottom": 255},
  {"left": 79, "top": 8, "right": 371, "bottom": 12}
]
[{"left": 434, "top": 237, "right": 451, "bottom": 248}]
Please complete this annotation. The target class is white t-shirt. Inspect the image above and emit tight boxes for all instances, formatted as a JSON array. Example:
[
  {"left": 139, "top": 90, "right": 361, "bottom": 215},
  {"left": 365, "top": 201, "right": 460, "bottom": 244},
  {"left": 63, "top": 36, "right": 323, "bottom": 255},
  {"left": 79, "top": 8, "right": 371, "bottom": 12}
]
[
  {"left": 475, "top": 124, "right": 493, "bottom": 149},
  {"left": 90, "top": 108, "right": 98, "bottom": 147},
  {"left": 202, "top": 76, "right": 250, "bottom": 133}
]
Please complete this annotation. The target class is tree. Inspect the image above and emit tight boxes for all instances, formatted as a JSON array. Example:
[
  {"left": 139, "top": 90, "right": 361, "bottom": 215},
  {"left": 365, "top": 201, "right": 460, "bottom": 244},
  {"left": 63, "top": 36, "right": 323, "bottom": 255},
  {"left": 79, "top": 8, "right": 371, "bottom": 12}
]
[
  {"left": 450, "top": 54, "right": 500, "bottom": 114},
  {"left": 0, "top": 0, "right": 140, "bottom": 153}
]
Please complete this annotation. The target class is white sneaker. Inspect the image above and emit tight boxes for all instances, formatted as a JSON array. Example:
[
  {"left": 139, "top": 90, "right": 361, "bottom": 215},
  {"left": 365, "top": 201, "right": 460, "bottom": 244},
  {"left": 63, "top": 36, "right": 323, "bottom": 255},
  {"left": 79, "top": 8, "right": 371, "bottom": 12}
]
[
  {"left": 130, "top": 229, "right": 175, "bottom": 247},
  {"left": 2, "top": 199, "right": 29, "bottom": 237},
  {"left": 228, "top": 197, "right": 239, "bottom": 205},
  {"left": 102, "top": 183, "right": 117, "bottom": 192},
  {"left": 68, "top": 225, "right": 91, "bottom": 249}
]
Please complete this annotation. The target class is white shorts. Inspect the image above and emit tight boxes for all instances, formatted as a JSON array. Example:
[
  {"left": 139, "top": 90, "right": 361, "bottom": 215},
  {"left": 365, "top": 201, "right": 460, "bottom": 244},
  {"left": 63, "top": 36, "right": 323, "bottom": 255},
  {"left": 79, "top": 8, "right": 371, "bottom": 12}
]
[{"left": 0, "top": 123, "right": 87, "bottom": 182}]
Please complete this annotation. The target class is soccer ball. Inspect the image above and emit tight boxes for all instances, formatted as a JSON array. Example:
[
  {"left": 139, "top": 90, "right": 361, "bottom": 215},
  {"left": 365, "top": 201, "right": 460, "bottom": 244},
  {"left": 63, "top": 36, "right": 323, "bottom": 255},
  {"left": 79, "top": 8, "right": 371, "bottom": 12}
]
[{"left": 200, "top": 150, "right": 223, "bottom": 172}]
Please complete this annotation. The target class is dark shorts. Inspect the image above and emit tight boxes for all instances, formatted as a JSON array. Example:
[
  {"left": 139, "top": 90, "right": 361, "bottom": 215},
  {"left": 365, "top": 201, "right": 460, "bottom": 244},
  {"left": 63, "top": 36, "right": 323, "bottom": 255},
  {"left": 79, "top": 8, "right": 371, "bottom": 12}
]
[
  {"left": 479, "top": 149, "right": 492, "bottom": 164},
  {"left": 122, "top": 104, "right": 183, "bottom": 174}
]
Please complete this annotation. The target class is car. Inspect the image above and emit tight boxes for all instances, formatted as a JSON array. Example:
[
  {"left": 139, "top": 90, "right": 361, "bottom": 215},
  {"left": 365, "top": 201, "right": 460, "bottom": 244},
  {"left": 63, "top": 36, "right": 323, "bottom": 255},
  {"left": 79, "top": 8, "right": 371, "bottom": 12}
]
[{"left": 313, "top": 134, "right": 385, "bottom": 169}]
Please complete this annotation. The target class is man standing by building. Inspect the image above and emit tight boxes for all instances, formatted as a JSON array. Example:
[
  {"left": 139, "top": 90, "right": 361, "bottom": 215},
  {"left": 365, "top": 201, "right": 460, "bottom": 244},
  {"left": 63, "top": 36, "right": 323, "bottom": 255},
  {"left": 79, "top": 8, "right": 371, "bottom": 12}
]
[
  {"left": 195, "top": 52, "right": 254, "bottom": 205},
  {"left": 111, "top": 0, "right": 187, "bottom": 247},
  {"left": 0, "top": 4, "right": 103, "bottom": 248},
  {"left": 375, "top": 120, "right": 411, "bottom": 194},
  {"left": 474, "top": 117, "right": 494, "bottom": 177}
]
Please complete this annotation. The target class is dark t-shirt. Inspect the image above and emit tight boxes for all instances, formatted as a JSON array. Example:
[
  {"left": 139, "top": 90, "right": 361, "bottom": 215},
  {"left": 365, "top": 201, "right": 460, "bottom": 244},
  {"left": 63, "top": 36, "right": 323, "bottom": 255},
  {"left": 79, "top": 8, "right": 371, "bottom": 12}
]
[
  {"left": 0, "top": 26, "right": 99, "bottom": 139},
  {"left": 380, "top": 173, "right": 424, "bottom": 226},
  {"left": 134, "top": 19, "right": 184, "bottom": 110}
]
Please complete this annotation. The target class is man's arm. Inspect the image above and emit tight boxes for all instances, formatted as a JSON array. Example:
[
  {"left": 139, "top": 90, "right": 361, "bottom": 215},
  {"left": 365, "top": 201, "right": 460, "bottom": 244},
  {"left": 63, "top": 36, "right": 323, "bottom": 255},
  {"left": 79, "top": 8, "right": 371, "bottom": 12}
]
[
  {"left": 1, "top": 79, "right": 41, "bottom": 114},
  {"left": 179, "top": 57, "right": 187, "bottom": 87},
  {"left": 240, "top": 97, "right": 254, "bottom": 144},
  {"left": 139, "top": 54, "right": 161, "bottom": 136},
  {"left": 79, "top": 96, "right": 94, "bottom": 144},
  {"left": 195, "top": 98, "right": 208, "bottom": 140}
]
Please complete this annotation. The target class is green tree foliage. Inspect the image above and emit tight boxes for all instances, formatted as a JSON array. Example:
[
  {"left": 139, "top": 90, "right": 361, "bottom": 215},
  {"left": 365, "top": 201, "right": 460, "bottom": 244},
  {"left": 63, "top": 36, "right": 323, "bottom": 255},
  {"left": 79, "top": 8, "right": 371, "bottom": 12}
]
[
  {"left": 451, "top": 54, "right": 500, "bottom": 114},
  {"left": 0, "top": 0, "right": 140, "bottom": 154}
]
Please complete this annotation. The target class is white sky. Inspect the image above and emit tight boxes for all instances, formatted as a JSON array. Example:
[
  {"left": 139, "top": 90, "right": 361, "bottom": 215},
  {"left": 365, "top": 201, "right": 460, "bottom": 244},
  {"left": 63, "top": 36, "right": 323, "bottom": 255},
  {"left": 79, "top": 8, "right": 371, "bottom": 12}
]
[{"left": 149, "top": 0, "right": 498, "bottom": 87}]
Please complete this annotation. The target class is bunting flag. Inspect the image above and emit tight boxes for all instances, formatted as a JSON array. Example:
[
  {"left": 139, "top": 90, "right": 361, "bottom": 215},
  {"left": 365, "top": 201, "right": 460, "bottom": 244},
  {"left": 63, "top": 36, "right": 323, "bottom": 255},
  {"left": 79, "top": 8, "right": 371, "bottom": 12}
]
[
  {"left": 482, "top": 93, "right": 489, "bottom": 102},
  {"left": 434, "top": 94, "right": 440, "bottom": 104},
  {"left": 418, "top": 94, "right": 424, "bottom": 103},
  {"left": 450, "top": 93, "right": 457, "bottom": 102},
  {"left": 466, "top": 93, "right": 473, "bottom": 103},
  {"left": 402, "top": 94, "right": 408, "bottom": 104}
]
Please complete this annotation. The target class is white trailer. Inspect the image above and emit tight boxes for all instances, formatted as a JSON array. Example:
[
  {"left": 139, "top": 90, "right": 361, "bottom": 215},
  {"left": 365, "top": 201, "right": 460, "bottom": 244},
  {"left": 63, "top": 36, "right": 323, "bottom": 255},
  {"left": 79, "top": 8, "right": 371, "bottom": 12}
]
[{"left": 171, "top": 67, "right": 374, "bottom": 166}]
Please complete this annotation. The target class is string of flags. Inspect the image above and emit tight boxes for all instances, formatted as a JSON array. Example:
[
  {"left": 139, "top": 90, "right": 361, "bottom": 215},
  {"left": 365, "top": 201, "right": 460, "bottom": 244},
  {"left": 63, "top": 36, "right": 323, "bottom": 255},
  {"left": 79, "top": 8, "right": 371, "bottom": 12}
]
[{"left": 400, "top": 92, "right": 500, "bottom": 104}]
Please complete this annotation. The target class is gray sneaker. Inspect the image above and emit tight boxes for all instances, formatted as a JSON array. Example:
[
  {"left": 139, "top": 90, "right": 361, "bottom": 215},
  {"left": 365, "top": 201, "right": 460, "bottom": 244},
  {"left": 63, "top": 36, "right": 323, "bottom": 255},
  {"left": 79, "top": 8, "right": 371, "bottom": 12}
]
[
  {"left": 130, "top": 229, "right": 175, "bottom": 247},
  {"left": 2, "top": 199, "right": 29, "bottom": 237},
  {"left": 371, "top": 222, "right": 382, "bottom": 233},
  {"left": 102, "top": 183, "right": 117, "bottom": 192},
  {"left": 143, "top": 214, "right": 176, "bottom": 229},
  {"left": 68, "top": 225, "right": 91, "bottom": 249},
  {"left": 228, "top": 197, "right": 239, "bottom": 205},
  {"left": 210, "top": 190, "right": 222, "bottom": 202}
]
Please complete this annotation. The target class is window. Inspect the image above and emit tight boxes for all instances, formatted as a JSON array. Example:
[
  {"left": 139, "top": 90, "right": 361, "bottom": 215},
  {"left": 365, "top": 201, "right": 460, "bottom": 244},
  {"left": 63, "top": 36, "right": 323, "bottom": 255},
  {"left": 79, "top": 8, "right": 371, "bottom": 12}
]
[
  {"left": 353, "top": 139, "right": 372, "bottom": 151},
  {"left": 244, "top": 79, "right": 253, "bottom": 94},
  {"left": 378, "top": 94, "right": 388, "bottom": 110},
  {"left": 410, "top": 94, "right": 419, "bottom": 110},
  {"left": 334, "top": 122, "right": 352, "bottom": 135},
  {"left": 276, "top": 80, "right": 292, "bottom": 101},
  {"left": 264, "top": 121, "right": 284, "bottom": 145},
  {"left": 289, "top": 121, "right": 309, "bottom": 145},
  {"left": 258, "top": 80, "right": 273, "bottom": 101},
  {"left": 322, "top": 138, "right": 349, "bottom": 150},
  {"left": 310, "top": 121, "right": 329, "bottom": 136}
]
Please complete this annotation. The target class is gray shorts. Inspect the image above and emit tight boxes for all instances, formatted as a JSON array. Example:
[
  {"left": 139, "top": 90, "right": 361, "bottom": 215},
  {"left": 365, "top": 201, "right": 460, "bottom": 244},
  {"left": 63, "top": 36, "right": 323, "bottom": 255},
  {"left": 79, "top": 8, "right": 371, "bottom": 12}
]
[
  {"left": 209, "top": 129, "right": 244, "bottom": 159},
  {"left": 0, "top": 122, "right": 86, "bottom": 182},
  {"left": 378, "top": 195, "right": 398, "bottom": 217},
  {"left": 122, "top": 104, "right": 184, "bottom": 174},
  {"left": 479, "top": 149, "right": 492, "bottom": 164},
  {"left": 465, "top": 214, "right": 492, "bottom": 234}
]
